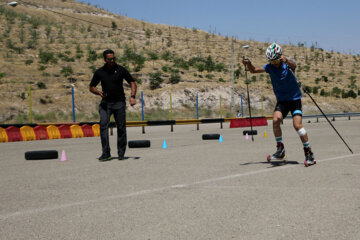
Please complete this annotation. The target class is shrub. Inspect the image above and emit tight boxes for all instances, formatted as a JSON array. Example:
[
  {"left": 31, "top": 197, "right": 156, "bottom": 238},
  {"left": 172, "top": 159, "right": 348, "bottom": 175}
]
[
  {"left": 37, "top": 82, "right": 46, "bottom": 89},
  {"left": 38, "top": 65, "right": 46, "bottom": 71},
  {"left": 40, "top": 98, "right": 47, "bottom": 104},
  {"left": 111, "top": 21, "right": 118, "bottom": 30},
  {"left": 149, "top": 71, "right": 164, "bottom": 90},
  {"left": 20, "top": 92, "right": 26, "bottom": 100},
  {"left": 25, "top": 59, "right": 33, "bottom": 65},
  {"left": 169, "top": 73, "right": 181, "bottom": 84},
  {"left": 332, "top": 87, "right": 341, "bottom": 97},
  {"left": 303, "top": 85, "right": 312, "bottom": 93},
  {"left": 39, "top": 51, "right": 57, "bottom": 64},
  {"left": 61, "top": 66, "right": 73, "bottom": 77},
  {"left": 172, "top": 57, "right": 189, "bottom": 70},
  {"left": 321, "top": 75, "right": 328, "bottom": 82},
  {"left": 89, "top": 65, "right": 96, "bottom": 73},
  {"left": 312, "top": 86, "right": 320, "bottom": 94},
  {"left": 161, "top": 51, "right": 172, "bottom": 61},
  {"left": 347, "top": 90, "right": 357, "bottom": 99},
  {"left": 147, "top": 51, "right": 159, "bottom": 61},
  {"left": 145, "top": 29, "right": 152, "bottom": 38},
  {"left": 303, "top": 65, "right": 310, "bottom": 72},
  {"left": 87, "top": 50, "right": 98, "bottom": 62},
  {"left": 205, "top": 74, "right": 214, "bottom": 80}
]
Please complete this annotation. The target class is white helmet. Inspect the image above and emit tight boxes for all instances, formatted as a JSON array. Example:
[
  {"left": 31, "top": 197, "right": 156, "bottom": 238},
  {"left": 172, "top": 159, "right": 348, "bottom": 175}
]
[{"left": 266, "top": 43, "right": 282, "bottom": 60}]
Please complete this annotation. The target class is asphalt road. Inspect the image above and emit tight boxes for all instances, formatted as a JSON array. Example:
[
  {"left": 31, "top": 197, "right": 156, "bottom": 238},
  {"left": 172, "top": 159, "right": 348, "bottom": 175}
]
[{"left": 1, "top": 118, "right": 360, "bottom": 240}]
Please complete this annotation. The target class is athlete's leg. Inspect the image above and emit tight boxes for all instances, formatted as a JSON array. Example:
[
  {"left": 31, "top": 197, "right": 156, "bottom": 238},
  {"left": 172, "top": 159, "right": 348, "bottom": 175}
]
[
  {"left": 293, "top": 115, "right": 308, "bottom": 143},
  {"left": 273, "top": 110, "right": 283, "bottom": 139}
]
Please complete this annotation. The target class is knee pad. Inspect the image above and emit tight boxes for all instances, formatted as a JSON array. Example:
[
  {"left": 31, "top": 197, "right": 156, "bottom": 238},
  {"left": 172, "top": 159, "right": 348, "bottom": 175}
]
[{"left": 297, "top": 127, "right": 306, "bottom": 137}]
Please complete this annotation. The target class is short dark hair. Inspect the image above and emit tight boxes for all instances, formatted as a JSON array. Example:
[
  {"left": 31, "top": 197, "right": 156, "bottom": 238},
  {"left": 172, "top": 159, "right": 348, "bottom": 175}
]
[{"left": 103, "top": 49, "right": 114, "bottom": 59}]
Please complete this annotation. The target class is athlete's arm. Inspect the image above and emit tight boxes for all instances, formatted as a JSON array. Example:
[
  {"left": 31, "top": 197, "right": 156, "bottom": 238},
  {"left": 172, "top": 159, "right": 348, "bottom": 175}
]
[
  {"left": 280, "top": 55, "right": 296, "bottom": 70},
  {"left": 242, "top": 59, "right": 265, "bottom": 73}
]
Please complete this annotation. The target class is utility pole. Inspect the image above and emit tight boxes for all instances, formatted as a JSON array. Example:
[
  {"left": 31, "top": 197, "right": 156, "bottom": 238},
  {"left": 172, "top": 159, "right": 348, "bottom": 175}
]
[{"left": 231, "top": 37, "right": 235, "bottom": 113}]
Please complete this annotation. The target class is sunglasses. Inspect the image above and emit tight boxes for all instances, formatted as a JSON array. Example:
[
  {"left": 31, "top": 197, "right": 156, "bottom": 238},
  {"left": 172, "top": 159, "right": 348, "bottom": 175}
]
[
  {"left": 270, "top": 59, "right": 281, "bottom": 64},
  {"left": 106, "top": 57, "right": 116, "bottom": 61}
]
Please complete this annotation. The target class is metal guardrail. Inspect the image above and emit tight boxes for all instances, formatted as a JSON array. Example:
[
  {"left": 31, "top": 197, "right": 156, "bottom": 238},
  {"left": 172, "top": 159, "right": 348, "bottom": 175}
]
[
  {"left": 285, "top": 112, "right": 360, "bottom": 120},
  {"left": 1, "top": 113, "right": 359, "bottom": 129}
]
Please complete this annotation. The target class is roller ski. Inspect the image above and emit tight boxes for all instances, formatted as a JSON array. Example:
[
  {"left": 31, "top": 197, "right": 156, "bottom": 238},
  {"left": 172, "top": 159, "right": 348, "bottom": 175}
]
[
  {"left": 304, "top": 147, "right": 316, "bottom": 167},
  {"left": 267, "top": 143, "right": 287, "bottom": 163}
]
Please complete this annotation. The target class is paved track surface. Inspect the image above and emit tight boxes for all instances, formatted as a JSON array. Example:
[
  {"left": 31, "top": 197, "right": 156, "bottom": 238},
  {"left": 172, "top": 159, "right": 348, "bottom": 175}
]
[{"left": 1, "top": 118, "right": 360, "bottom": 240}]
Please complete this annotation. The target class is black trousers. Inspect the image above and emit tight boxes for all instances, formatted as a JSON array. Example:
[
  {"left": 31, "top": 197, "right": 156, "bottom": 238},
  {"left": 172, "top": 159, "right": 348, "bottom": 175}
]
[{"left": 99, "top": 100, "right": 127, "bottom": 157}]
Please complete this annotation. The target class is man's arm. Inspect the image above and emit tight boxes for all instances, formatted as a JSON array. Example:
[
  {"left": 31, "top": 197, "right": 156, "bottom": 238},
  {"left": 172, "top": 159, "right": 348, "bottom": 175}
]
[
  {"left": 89, "top": 86, "right": 106, "bottom": 98},
  {"left": 280, "top": 55, "right": 296, "bottom": 70},
  {"left": 242, "top": 59, "right": 265, "bottom": 73},
  {"left": 129, "top": 81, "right": 137, "bottom": 106}
]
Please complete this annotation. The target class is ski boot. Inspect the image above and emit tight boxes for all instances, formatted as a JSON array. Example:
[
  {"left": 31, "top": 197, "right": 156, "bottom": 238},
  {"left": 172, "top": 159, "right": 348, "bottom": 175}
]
[
  {"left": 304, "top": 147, "right": 316, "bottom": 167},
  {"left": 267, "top": 142, "right": 286, "bottom": 162}
]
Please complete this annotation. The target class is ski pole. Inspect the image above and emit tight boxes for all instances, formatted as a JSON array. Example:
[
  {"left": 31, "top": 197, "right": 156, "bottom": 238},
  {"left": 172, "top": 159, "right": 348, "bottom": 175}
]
[
  {"left": 242, "top": 55, "right": 257, "bottom": 141},
  {"left": 299, "top": 81, "right": 353, "bottom": 154}
]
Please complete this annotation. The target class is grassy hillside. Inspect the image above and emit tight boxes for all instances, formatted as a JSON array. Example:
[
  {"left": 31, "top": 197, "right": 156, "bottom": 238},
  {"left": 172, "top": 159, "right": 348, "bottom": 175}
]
[{"left": 0, "top": 0, "right": 359, "bottom": 123}]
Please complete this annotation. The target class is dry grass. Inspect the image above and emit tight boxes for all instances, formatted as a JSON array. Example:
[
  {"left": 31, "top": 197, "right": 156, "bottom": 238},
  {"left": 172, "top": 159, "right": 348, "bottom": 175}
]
[{"left": 0, "top": 0, "right": 359, "bottom": 123}]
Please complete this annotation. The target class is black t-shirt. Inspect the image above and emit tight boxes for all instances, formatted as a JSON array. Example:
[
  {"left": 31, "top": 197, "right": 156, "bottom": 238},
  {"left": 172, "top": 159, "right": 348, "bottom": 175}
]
[{"left": 90, "top": 63, "right": 134, "bottom": 101}]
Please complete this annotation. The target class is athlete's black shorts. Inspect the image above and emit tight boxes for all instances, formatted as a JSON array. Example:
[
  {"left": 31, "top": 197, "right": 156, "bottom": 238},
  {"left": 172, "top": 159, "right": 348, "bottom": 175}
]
[{"left": 274, "top": 99, "right": 302, "bottom": 118}]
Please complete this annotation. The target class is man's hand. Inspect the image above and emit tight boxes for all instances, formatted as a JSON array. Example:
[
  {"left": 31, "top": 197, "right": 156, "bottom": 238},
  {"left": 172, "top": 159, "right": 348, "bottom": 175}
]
[
  {"left": 129, "top": 97, "right": 136, "bottom": 106},
  {"left": 99, "top": 91, "right": 106, "bottom": 99},
  {"left": 242, "top": 58, "right": 251, "bottom": 67},
  {"left": 90, "top": 86, "right": 106, "bottom": 99},
  {"left": 280, "top": 55, "right": 296, "bottom": 69},
  {"left": 280, "top": 55, "right": 288, "bottom": 63}
]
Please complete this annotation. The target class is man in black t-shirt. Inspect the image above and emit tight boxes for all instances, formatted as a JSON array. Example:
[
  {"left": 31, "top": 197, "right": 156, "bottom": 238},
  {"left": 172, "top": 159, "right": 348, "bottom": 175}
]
[{"left": 90, "top": 49, "right": 137, "bottom": 161}]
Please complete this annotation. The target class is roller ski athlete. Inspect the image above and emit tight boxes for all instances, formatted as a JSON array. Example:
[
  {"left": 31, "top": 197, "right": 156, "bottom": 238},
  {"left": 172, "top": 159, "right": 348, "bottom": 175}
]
[{"left": 243, "top": 43, "right": 316, "bottom": 167}]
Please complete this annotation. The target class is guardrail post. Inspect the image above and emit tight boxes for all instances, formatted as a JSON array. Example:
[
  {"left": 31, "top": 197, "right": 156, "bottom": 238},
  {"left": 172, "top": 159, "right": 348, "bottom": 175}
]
[
  {"left": 141, "top": 91, "right": 145, "bottom": 134},
  {"left": 220, "top": 95, "right": 223, "bottom": 129},
  {"left": 196, "top": 92, "right": 199, "bottom": 131},
  {"left": 170, "top": 93, "right": 173, "bottom": 132}
]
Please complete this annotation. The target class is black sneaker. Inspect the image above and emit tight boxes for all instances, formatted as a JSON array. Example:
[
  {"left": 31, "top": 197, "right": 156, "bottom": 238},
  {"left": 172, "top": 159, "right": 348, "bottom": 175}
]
[
  {"left": 118, "top": 156, "right": 125, "bottom": 160},
  {"left": 304, "top": 147, "right": 316, "bottom": 167},
  {"left": 98, "top": 154, "right": 111, "bottom": 161}
]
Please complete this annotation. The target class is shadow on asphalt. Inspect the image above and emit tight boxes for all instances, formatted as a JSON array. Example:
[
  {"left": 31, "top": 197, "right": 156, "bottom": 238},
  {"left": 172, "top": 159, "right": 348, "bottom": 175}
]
[
  {"left": 240, "top": 160, "right": 299, "bottom": 168},
  {"left": 99, "top": 156, "right": 141, "bottom": 162}
]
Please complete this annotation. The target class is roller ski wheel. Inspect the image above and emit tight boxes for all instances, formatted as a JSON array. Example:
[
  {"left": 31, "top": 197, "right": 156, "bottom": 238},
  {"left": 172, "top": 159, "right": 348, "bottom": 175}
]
[
  {"left": 267, "top": 154, "right": 287, "bottom": 163},
  {"left": 304, "top": 159, "right": 316, "bottom": 167}
]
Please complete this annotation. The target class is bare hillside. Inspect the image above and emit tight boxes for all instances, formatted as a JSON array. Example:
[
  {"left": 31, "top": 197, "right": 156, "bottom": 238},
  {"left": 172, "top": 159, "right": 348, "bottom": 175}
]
[{"left": 0, "top": 0, "right": 359, "bottom": 123}]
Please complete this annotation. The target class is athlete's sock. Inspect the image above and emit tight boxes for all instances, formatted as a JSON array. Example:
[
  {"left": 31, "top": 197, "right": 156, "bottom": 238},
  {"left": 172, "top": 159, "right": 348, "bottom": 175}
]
[
  {"left": 275, "top": 136, "right": 283, "bottom": 144},
  {"left": 303, "top": 141, "right": 310, "bottom": 149}
]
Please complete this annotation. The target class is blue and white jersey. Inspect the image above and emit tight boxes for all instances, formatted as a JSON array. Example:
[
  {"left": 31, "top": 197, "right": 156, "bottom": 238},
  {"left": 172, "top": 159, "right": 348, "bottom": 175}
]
[{"left": 263, "top": 62, "right": 302, "bottom": 102}]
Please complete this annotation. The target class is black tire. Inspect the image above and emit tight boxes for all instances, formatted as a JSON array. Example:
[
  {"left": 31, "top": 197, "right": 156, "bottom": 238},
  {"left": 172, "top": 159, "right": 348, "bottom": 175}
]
[
  {"left": 243, "top": 130, "right": 258, "bottom": 135},
  {"left": 202, "top": 134, "right": 220, "bottom": 140},
  {"left": 25, "top": 150, "right": 58, "bottom": 160},
  {"left": 128, "top": 140, "right": 151, "bottom": 148}
]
